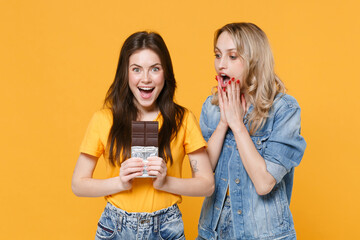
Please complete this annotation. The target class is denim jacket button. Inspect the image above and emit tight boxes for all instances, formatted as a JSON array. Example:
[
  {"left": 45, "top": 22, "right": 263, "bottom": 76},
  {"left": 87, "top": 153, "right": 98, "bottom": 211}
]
[
  {"left": 235, "top": 178, "right": 240, "bottom": 184},
  {"left": 237, "top": 209, "right": 242, "bottom": 215},
  {"left": 257, "top": 139, "right": 261, "bottom": 145}
]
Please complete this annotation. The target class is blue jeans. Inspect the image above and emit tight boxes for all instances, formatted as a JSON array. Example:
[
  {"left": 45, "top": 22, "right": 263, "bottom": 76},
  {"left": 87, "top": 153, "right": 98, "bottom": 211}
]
[
  {"left": 215, "top": 195, "right": 235, "bottom": 240},
  {"left": 95, "top": 202, "right": 185, "bottom": 240},
  {"left": 196, "top": 195, "right": 235, "bottom": 240}
]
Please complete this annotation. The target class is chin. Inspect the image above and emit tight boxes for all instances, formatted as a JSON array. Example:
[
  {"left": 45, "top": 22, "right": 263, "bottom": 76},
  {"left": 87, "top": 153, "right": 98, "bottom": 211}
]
[{"left": 139, "top": 101, "right": 156, "bottom": 110}]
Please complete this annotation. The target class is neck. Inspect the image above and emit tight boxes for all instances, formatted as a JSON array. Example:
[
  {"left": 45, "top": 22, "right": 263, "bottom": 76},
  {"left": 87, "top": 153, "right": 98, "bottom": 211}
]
[{"left": 137, "top": 106, "right": 159, "bottom": 121}]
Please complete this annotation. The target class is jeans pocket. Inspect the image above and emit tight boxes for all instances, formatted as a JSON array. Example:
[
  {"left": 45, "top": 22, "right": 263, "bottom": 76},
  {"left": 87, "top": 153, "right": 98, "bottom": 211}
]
[
  {"left": 95, "top": 213, "right": 117, "bottom": 240},
  {"left": 159, "top": 217, "right": 185, "bottom": 240}
]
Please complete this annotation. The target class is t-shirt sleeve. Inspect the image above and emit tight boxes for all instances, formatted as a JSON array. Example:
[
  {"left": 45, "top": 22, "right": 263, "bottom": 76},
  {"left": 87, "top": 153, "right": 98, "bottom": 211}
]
[
  {"left": 183, "top": 110, "right": 207, "bottom": 154},
  {"left": 79, "top": 111, "right": 105, "bottom": 157},
  {"left": 264, "top": 106, "right": 306, "bottom": 184}
]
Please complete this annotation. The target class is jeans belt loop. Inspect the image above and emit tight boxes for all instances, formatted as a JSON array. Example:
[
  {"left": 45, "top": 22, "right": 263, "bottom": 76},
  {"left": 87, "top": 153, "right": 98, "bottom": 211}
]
[
  {"left": 154, "top": 215, "right": 159, "bottom": 232},
  {"left": 118, "top": 214, "right": 123, "bottom": 232}
]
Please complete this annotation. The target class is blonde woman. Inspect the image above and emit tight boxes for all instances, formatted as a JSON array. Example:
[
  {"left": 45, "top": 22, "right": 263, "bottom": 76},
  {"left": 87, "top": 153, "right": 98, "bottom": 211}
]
[{"left": 197, "top": 23, "right": 306, "bottom": 240}]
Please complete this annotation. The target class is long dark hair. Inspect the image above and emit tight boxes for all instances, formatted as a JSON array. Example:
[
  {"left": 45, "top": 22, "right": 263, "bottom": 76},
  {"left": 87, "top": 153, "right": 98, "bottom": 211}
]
[{"left": 104, "top": 31, "right": 185, "bottom": 166}]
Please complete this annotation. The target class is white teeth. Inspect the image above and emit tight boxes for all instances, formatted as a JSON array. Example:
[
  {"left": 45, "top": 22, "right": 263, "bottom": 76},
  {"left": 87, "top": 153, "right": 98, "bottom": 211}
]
[
  {"left": 139, "top": 87, "right": 153, "bottom": 91},
  {"left": 221, "top": 74, "right": 226, "bottom": 77}
]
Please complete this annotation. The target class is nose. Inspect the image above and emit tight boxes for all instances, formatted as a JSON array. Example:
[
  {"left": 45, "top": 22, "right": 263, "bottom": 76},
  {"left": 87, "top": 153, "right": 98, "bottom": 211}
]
[
  {"left": 142, "top": 71, "right": 151, "bottom": 83},
  {"left": 217, "top": 56, "right": 227, "bottom": 70}
]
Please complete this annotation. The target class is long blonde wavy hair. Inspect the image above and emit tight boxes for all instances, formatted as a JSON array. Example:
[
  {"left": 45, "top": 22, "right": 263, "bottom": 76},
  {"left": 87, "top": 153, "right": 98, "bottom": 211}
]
[{"left": 211, "top": 22, "right": 286, "bottom": 135}]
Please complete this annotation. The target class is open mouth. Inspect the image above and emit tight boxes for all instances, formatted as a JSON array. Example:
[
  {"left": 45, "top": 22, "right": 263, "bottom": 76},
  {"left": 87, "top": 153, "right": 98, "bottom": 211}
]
[
  {"left": 218, "top": 74, "right": 231, "bottom": 87},
  {"left": 138, "top": 87, "right": 155, "bottom": 99}
]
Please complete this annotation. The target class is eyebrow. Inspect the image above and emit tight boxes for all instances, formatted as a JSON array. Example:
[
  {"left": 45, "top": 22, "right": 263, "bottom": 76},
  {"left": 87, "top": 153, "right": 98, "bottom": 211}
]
[
  {"left": 214, "top": 47, "right": 237, "bottom": 52},
  {"left": 129, "top": 63, "right": 162, "bottom": 68}
]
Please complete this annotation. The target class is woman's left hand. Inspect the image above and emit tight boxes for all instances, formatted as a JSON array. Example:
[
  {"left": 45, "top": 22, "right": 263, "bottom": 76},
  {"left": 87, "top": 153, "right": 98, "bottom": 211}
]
[
  {"left": 146, "top": 156, "right": 168, "bottom": 189},
  {"left": 219, "top": 78, "right": 247, "bottom": 131}
]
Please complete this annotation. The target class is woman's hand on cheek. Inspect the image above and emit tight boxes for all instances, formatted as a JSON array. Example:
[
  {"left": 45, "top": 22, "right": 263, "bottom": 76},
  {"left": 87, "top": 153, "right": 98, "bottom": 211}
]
[
  {"left": 147, "top": 156, "right": 167, "bottom": 190},
  {"left": 223, "top": 78, "right": 246, "bottom": 131},
  {"left": 119, "top": 158, "right": 144, "bottom": 190}
]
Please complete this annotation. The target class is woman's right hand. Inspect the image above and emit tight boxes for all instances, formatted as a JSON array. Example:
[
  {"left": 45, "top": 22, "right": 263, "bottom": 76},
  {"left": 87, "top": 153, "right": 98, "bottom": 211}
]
[
  {"left": 217, "top": 77, "right": 228, "bottom": 128},
  {"left": 119, "top": 157, "right": 144, "bottom": 190},
  {"left": 218, "top": 78, "right": 246, "bottom": 132}
]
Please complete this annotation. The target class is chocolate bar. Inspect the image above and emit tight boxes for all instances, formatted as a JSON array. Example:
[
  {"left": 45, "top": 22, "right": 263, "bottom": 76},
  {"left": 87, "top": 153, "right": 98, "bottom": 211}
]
[{"left": 131, "top": 121, "right": 159, "bottom": 178}]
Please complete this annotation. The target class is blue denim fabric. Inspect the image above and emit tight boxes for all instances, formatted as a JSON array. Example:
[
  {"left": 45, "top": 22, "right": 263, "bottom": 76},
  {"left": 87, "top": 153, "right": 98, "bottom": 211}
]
[
  {"left": 197, "top": 94, "right": 306, "bottom": 240},
  {"left": 95, "top": 202, "right": 185, "bottom": 240},
  {"left": 197, "top": 195, "right": 235, "bottom": 240},
  {"left": 216, "top": 195, "right": 235, "bottom": 239}
]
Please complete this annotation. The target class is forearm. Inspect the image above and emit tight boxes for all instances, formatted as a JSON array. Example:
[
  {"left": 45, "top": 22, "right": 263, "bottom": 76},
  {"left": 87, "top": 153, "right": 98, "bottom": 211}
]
[
  {"left": 71, "top": 176, "right": 126, "bottom": 197},
  {"left": 233, "top": 125, "right": 276, "bottom": 195},
  {"left": 206, "top": 121, "right": 228, "bottom": 170},
  {"left": 158, "top": 175, "right": 214, "bottom": 197}
]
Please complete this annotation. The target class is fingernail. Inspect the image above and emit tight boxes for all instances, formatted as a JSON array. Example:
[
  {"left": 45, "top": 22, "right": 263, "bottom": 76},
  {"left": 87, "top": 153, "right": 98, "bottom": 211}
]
[
  {"left": 236, "top": 80, "right": 240, "bottom": 84},
  {"left": 223, "top": 87, "right": 226, "bottom": 91},
  {"left": 229, "top": 81, "right": 231, "bottom": 85},
  {"left": 215, "top": 75, "right": 218, "bottom": 81},
  {"left": 231, "top": 77, "right": 235, "bottom": 81}
]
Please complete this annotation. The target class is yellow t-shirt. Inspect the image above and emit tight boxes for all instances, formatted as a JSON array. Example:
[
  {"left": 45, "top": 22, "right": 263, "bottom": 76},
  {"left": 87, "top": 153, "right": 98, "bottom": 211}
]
[{"left": 80, "top": 108, "right": 207, "bottom": 212}]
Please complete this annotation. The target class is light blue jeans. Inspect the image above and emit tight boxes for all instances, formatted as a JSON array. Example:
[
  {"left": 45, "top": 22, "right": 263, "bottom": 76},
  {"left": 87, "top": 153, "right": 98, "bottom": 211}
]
[
  {"left": 196, "top": 195, "right": 235, "bottom": 240},
  {"left": 215, "top": 195, "right": 235, "bottom": 240},
  {"left": 95, "top": 202, "right": 185, "bottom": 240}
]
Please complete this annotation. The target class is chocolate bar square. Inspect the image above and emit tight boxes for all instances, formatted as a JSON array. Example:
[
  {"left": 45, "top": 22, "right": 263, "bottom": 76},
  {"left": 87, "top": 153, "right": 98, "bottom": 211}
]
[{"left": 131, "top": 121, "right": 158, "bottom": 147}]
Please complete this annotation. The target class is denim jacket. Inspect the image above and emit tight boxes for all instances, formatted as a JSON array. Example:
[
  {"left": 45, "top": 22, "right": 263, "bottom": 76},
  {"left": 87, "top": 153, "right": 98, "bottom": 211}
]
[{"left": 197, "top": 94, "right": 306, "bottom": 240}]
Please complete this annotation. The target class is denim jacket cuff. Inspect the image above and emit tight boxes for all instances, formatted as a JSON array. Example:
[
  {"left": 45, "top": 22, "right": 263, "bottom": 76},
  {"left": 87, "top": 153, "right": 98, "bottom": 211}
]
[{"left": 265, "top": 159, "right": 288, "bottom": 184}]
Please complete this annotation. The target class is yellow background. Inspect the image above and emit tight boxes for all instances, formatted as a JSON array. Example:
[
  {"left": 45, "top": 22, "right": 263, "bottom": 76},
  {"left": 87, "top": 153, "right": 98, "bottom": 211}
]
[{"left": 1, "top": 0, "right": 359, "bottom": 239}]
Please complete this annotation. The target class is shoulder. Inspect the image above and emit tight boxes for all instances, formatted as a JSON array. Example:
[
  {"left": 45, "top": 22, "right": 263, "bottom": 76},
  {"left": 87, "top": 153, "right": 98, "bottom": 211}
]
[
  {"left": 182, "top": 108, "right": 197, "bottom": 125},
  {"left": 201, "top": 95, "right": 219, "bottom": 113},
  {"left": 174, "top": 108, "right": 202, "bottom": 139},
  {"left": 95, "top": 108, "right": 112, "bottom": 118},
  {"left": 263, "top": 94, "right": 303, "bottom": 134},
  {"left": 200, "top": 95, "right": 221, "bottom": 131},
  {"left": 204, "top": 95, "right": 213, "bottom": 104},
  {"left": 203, "top": 95, "right": 214, "bottom": 106},
  {"left": 272, "top": 93, "right": 301, "bottom": 114},
  {"left": 90, "top": 108, "right": 113, "bottom": 126}
]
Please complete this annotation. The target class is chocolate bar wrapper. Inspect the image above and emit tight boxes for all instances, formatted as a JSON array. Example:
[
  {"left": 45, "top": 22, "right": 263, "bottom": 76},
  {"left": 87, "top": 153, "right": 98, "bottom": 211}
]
[{"left": 131, "top": 146, "right": 158, "bottom": 178}]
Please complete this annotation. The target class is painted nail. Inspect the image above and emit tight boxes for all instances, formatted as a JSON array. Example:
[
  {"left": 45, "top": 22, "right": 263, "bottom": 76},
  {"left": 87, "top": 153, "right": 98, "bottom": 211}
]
[
  {"left": 223, "top": 87, "right": 226, "bottom": 91},
  {"left": 236, "top": 80, "right": 240, "bottom": 84},
  {"left": 215, "top": 75, "right": 218, "bottom": 81},
  {"left": 229, "top": 81, "right": 231, "bottom": 85},
  {"left": 231, "top": 77, "right": 235, "bottom": 81}
]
